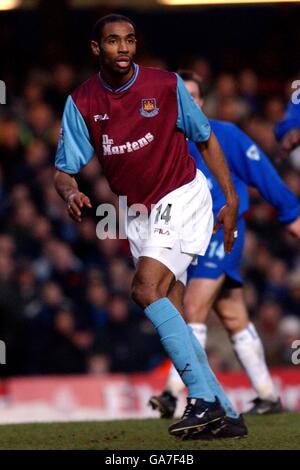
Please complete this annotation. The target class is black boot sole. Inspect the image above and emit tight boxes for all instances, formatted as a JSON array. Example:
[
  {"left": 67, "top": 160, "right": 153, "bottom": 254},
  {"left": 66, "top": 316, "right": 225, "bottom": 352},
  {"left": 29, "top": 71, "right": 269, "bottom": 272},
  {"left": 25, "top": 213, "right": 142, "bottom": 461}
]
[{"left": 169, "top": 414, "right": 225, "bottom": 438}]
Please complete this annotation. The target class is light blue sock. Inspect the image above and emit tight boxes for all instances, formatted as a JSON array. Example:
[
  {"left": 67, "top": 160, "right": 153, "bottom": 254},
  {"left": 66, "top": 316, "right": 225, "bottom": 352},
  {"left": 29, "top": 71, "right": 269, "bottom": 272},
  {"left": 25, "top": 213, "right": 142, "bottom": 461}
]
[
  {"left": 145, "top": 298, "right": 215, "bottom": 402},
  {"left": 188, "top": 326, "right": 239, "bottom": 419}
]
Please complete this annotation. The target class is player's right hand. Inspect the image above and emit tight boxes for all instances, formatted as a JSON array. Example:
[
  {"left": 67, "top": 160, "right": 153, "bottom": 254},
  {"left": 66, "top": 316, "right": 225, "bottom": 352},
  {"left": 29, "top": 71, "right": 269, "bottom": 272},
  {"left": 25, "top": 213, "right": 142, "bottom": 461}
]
[
  {"left": 214, "top": 201, "right": 238, "bottom": 254},
  {"left": 66, "top": 190, "right": 92, "bottom": 222}
]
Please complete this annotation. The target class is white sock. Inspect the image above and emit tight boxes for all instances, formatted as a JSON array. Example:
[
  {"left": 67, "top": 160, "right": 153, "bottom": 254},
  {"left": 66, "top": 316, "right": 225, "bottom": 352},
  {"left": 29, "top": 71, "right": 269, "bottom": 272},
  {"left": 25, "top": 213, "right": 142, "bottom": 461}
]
[
  {"left": 231, "top": 322, "right": 277, "bottom": 401},
  {"left": 165, "top": 323, "right": 207, "bottom": 396},
  {"left": 188, "top": 323, "right": 207, "bottom": 348}
]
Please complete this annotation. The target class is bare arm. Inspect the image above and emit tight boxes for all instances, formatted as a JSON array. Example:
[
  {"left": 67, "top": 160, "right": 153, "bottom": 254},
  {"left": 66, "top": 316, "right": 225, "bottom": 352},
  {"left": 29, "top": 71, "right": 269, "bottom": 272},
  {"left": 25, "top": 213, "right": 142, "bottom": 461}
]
[
  {"left": 54, "top": 170, "right": 92, "bottom": 223},
  {"left": 196, "top": 131, "right": 239, "bottom": 253}
]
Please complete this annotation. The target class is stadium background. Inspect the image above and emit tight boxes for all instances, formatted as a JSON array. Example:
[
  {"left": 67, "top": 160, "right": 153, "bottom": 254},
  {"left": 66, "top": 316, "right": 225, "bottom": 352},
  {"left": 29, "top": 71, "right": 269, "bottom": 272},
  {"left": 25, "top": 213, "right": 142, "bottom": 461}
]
[{"left": 0, "top": 0, "right": 300, "bottom": 422}]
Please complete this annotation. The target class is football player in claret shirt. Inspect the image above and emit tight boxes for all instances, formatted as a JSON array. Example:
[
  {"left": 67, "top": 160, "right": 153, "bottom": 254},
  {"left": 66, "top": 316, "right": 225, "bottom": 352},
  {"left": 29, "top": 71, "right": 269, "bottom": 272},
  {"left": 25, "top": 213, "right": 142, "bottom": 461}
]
[{"left": 54, "top": 14, "right": 241, "bottom": 439}]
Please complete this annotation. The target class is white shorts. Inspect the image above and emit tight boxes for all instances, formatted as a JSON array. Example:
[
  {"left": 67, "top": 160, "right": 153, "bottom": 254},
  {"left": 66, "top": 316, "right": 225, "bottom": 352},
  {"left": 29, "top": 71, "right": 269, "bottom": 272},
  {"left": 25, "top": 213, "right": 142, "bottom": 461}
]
[{"left": 125, "top": 170, "right": 213, "bottom": 284}]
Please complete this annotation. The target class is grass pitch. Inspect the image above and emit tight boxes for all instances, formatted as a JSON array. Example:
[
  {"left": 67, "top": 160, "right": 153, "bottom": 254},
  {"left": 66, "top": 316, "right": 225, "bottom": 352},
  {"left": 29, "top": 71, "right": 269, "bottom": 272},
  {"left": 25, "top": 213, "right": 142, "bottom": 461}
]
[{"left": 0, "top": 413, "right": 299, "bottom": 450}]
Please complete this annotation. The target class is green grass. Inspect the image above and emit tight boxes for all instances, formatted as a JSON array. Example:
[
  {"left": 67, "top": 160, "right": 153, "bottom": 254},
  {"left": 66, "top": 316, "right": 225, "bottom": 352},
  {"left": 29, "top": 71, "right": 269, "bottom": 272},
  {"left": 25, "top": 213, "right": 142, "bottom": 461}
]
[{"left": 0, "top": 413, "right": 299, "bottom": 450}]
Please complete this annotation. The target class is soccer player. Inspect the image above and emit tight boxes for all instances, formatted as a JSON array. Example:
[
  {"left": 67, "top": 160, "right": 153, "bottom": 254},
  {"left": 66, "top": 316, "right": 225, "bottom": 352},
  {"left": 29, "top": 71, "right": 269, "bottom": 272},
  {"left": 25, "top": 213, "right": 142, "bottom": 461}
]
[
  {"left": 275, "top": 98, "right": 300, "bottom": 155},
  {"left": 54, "top": 14, "right": 242, "bottom": 439},
  {"left": 149, "top": 70, "right": 300, "bottom": 420}
]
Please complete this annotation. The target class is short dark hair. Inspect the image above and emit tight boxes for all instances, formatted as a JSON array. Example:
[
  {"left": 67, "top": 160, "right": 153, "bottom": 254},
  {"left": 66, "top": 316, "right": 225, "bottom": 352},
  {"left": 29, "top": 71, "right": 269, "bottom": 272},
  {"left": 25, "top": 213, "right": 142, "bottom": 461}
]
[
  {"left": 177, "top": 69, "right": 204, "bottom": 99},
  {"left": 92, "top": 14, "right": 136, "bottom": 42}
]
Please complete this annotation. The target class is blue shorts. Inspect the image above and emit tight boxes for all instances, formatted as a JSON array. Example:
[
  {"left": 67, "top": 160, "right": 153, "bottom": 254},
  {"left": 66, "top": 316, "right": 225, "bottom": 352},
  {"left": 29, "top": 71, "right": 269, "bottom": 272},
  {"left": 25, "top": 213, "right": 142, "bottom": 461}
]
[{"left": 187, "top": 218, "right": 245, "bottom": 287}]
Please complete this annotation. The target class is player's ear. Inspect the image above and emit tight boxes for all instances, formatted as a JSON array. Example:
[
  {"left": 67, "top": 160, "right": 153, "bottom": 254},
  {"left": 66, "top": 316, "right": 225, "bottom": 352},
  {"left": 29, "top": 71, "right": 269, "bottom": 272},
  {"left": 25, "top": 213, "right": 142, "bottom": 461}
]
[{"left": 91, "top": 40, "right": 100, "bottom": 57}]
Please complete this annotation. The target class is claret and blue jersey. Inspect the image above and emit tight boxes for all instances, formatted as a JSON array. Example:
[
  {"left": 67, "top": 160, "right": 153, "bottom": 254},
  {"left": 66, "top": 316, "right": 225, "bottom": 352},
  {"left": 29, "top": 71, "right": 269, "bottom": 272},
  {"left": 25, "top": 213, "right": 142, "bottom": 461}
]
[
  {"left": 188, "top": 119, "right": 300, "bottom": 285},
  {"left": 55, "top": 64, "right": 211, "bottom": 211}
]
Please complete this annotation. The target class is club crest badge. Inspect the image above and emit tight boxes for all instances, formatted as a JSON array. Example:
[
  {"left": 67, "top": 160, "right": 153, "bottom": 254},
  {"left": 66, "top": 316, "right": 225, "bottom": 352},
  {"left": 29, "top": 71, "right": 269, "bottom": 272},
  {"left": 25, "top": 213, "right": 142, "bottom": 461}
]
[{"left": 140, "top": 98, "right": 159, "bottom": 117}]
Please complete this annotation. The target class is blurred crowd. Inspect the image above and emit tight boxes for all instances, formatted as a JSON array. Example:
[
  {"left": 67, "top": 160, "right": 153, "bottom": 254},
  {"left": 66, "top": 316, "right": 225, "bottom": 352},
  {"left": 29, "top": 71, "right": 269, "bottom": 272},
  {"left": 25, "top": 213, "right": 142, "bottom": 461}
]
[{"left": 0, "top": 58, "right": 300, "bottom": 377}]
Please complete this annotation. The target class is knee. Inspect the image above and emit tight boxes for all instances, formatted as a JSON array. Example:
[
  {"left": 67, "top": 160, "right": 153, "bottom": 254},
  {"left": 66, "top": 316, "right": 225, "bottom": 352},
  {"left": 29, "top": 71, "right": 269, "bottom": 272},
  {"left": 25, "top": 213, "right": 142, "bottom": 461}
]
[
  {"left": 216, "top": 290, "right": 249, "bottom": 335},
  {"left": 184, "top": 297, "right": 208, "bottom": 323},
  {"left": 131, "top": 278, "right": 165, "bottom": 309},
  {"left": 220, "top": 312, "right": 248, "bottom": 335}
]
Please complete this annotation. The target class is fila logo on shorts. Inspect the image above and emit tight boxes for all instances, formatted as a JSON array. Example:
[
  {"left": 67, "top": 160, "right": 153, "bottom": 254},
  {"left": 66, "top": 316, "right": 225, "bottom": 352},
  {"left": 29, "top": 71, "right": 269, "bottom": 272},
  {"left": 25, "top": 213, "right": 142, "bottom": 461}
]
[{"left": 154, "top": 228, "right": 170, "bottom": 236}]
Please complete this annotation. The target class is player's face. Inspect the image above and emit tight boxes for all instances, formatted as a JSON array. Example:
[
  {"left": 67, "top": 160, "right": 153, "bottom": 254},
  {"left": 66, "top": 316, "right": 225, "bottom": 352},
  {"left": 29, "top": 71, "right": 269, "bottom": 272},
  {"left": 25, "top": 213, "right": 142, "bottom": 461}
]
[
  {"left": 184, "top": 80, "right": 204, "bottom": 108},
  {"left": 92, "top": 21, "right": 136, "bottom": 76}
]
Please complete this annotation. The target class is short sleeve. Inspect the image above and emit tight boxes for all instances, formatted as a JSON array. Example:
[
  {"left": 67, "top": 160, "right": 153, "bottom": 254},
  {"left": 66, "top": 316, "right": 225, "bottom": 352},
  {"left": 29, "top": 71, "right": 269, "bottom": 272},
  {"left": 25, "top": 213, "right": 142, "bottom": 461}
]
[
  {"left": 176, "top": 74, "right": 211, "bottom": 142},
  {"left": 55, "top": 95, "right": 95, "bottom": 174}
]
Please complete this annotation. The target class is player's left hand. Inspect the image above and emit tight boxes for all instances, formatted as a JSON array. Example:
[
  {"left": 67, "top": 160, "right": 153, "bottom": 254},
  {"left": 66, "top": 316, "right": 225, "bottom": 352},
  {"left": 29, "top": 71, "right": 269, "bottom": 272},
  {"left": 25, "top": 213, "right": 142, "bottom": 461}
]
[
  {"left": 214, "top": 202, "right": 239, "bottom": 254},
  {"left": 286, "top": 216, "right": 300, "bottom": 238}
]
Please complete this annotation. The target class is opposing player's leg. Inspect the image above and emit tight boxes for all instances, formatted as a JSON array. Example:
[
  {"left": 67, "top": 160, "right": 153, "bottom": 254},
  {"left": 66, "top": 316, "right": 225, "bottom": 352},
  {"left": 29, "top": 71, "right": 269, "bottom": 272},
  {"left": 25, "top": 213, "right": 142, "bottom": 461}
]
[
  {"left": 185, "top": 215, "right": 281, "bottom": 414},
  {"left": 177, "top": 277, "right": 240, "bottom": 421},
  {"left": 183, "top": 219, "right": 241, "bottom": 354},
  {"left": 215, "top": 287, "right": 282, "bottom": 414},
  {"left": 185, "top": 276, "right": 225, "bottom": 345},
  {"left": 184, "top": 217, "right": 281, "bottom": 414}
]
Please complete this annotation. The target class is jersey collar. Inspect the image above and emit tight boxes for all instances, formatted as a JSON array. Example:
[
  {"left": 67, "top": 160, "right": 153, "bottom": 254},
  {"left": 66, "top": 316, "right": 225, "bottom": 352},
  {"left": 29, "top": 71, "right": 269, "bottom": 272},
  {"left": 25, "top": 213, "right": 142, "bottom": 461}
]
[{"left": 99, "top": 63, "right": 139, "bottom": 93}]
